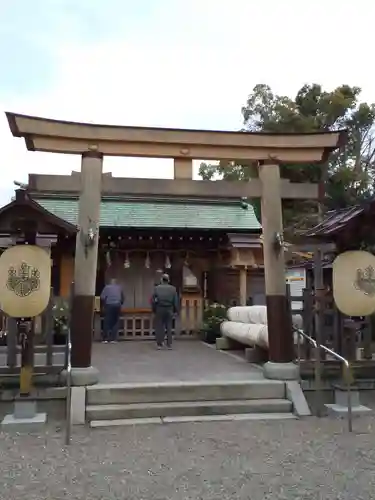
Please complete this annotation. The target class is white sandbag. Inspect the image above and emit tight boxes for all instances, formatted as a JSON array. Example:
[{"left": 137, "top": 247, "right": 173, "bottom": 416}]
[
  {"left": 227, "top": 306, "right": 268, "bottom": 325},
  {"left": 220, "top": 321, "right": 269, "bottom": 349}
]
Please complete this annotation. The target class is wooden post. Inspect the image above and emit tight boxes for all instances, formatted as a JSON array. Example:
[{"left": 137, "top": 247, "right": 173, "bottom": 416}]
[
  {"left": 70, "top": 151, "right": 103, "bottom": 380},
  {"left": 239, "top": 267, "right": 247, "bottom": 306},
  {"left": 173, "top": 158, "right": 193, "bottom": 179},
  {"left": 203, "top": 271, "right": 208, "bottom": 307},
  {"left": 7, "top": 317, "right": 17, "bottom": 368},
  {"left": 258, "top": 163, "right": 296, "bottom": 378},
  {"left": 19, "top": 319, "right": 34, "bottom": 395},
  {"left": 15, "top": 233, "right": 37, "bottom": 396}
]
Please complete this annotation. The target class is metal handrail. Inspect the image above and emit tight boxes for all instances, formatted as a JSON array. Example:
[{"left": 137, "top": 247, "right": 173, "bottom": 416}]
[
  {"left": 294, "top": 327, "right": 353, "bottom": 432},
  {"left": 65, "top": 326, "right": 72, "bottom": 445},
  {"left": 295, "top": 329, "right": 317, "bottom": 348},
  {"left": 295, "top": 327, "right": 317, "bottom": 383}
]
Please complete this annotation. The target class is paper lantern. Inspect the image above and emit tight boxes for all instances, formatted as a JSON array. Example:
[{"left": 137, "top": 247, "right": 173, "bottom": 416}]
[{"left": 333, "top": 250, "right": 375, "bottom": 316}]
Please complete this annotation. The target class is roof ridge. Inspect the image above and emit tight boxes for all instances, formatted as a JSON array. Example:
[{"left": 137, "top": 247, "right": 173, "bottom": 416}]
[
  {"left": 33, "top": 193, "right": 253, "bottom": 206},
  {"left": 34, "top": 197, "right": 261, "bottom": 231}
]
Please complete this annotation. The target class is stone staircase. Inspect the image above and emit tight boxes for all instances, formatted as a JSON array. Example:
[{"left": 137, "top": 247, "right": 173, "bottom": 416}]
[{"left": 86, "top": 379, "right": 297, "bottom": 428}]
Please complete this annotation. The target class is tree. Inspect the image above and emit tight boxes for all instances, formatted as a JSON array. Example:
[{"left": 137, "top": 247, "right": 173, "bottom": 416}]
[{"left": 199, "top": 84, "right": 375, "bottom": 234}]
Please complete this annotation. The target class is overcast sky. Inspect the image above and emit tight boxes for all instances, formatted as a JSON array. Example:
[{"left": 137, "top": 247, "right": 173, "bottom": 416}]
[{"left": 0, "top": 0, "right": 374, "bottom": 205}]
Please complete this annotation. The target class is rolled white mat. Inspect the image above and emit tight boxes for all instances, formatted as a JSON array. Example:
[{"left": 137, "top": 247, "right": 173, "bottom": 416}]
[
  {"left": 227, "top": 306, "right": 302, "bottom": 329},
  {"left": 227, "top": 306, "right": 268, "bottom": 324},
  {"left": 221, "top": 320, "right": 303, "bottom": 348},
  {"left": 220, "top": 321, "right": 269, "bottom": 348}
]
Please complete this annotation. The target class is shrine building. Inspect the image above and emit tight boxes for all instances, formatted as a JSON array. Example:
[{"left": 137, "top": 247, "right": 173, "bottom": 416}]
[{"left": 0, "top": 171, "right": 267, "bottom": 338}]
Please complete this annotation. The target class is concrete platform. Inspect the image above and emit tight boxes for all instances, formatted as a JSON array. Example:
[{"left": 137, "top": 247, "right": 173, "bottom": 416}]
[
  {"left": 86, "top": 398, "right": 292, "bottom": 420},
  {"left": 1, "top": 412, "right": 47, "bottom": 429},
  {"left": 325, "top": 386, "right": 372, "bottom": 417},
  {"left": 1, "top": 399, "right": 47, "bottom": 429},
  {"left": 92, "top": 340, "right": 265, "bottom": 384},
  {"left": 86, "top": 379, "right": 286, "bottom": 405},
  {"left": 90, "top": 412, "right": 297, "bottom": 427},
  {"left": 325, "top": 404, "right": 372, "bottom": 416},
  {"left": 86, "top": 341, "right": 312, "bottom": 426}
]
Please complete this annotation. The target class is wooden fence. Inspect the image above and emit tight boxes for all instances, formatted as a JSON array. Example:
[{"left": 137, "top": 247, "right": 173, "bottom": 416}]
[
  {"left": 94, "top": 297, "right": 204, "bottom": 340},
  {"left": 288, "top": 286, "right": 375, "bottom": 378},
  {"left": 0, "top": 291, "right": 66, "bottom": 376}
]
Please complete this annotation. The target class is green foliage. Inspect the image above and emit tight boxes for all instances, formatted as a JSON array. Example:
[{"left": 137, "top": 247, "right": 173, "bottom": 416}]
[
  {"left": 52, "top": 298, "right": 70, "bottom": 334},
  {"left": 199, "top": 83, "right": 375, "bottom": 234},
  {"left": 202, "top": 302, "right": 227, "bottom": 333}
]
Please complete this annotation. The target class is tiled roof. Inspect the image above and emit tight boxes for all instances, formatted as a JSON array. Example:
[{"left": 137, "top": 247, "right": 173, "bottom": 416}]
[
  {"left": 303, "top": 206, "right": 365, "bottom": 238},
  {"left": 34, "top": 197, "right": 261, "bottom": 231}
]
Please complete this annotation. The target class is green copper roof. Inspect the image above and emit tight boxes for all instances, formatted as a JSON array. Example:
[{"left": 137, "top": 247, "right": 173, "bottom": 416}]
[{"left": 35, "top": 197, "right": 261, "bottom": 231}]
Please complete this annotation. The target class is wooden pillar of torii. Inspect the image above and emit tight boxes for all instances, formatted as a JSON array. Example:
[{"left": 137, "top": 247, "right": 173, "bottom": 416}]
[
  {"left": 258, "top": 161, "right": 295, "bottom": 378},
  {"left": 233, "top": 162, "right": 323, "bottom": 378},
  {"left": 4, "top": 112, "right": 346, "bottom": 382},
  {"left": 70, "top": 150, "right": 103, "bottom": 384}
]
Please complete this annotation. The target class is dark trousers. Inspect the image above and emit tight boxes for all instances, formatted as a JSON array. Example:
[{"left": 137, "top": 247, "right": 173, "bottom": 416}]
[
  {"left": 154, "top": 308, "right": 173, "bottom": 346},
  {"left": 103, "top": 304, "right": 121, "bottom": 341}
]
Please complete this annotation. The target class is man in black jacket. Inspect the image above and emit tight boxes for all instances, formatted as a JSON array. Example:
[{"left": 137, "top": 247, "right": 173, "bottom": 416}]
[{"left": 152, "top": 274, "right": 179, "bottom": 349}]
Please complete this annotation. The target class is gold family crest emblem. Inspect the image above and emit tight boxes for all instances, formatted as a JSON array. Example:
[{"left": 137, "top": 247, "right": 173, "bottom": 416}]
[
  {"left": 0, "top": 245, "right": 50, "bottom": 318},
  {"left": 6, "top": 261, "right": 40, "bottom": 298},
  {"left": 354, "top": 265, "right": 375, "bottom": 297},
  {"left": 333, "top": 250, "right": 375, "bottom": 316}
]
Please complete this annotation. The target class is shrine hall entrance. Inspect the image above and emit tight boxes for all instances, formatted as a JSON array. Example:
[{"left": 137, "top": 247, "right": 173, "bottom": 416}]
[{"left": 94, "top": 254, "right": 203, "bottom": 340}]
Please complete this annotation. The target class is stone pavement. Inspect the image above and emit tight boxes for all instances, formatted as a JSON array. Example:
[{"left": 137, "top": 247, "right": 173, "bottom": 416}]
[
  {"left": 1, "top": 414, "right": 375, "bottom": 499},
  {"left": 92, "top": 340, "right": 264, "bottom": 383}
]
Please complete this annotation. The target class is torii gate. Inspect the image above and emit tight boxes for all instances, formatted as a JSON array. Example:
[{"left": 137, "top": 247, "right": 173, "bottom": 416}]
[{"left": 6, "top": 112, "right": 346, "bottom": 384}]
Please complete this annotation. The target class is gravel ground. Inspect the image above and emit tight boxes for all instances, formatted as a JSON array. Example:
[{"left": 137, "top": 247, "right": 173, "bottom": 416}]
[{"left": 1, "top": 415, "right": 375, "bottom": 500}]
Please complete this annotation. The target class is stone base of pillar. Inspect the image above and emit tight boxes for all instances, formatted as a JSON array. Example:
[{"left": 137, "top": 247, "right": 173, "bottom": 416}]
[
  {"left": 263, "top": 361, "right": 299, "bottom": 381},
  {"left": 1, "top": 398, "right": 47, "bottom": 429},
  {"left": 61, "top": 366, "right": 99, "bottom": 386}
]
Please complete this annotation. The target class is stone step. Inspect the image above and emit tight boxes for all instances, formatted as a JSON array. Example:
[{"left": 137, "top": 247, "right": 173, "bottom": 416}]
[
  {"left": 86, "top": 380, "right": 286, "bottom": 405},
  {"left": 90, "top": 412, "right": 297, "bottom": 428},
  {"left": 86, "top": 398, "right": 292, "bottom": 421}
]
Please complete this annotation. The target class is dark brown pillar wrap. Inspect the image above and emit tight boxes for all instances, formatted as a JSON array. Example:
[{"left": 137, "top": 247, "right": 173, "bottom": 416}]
[
  {"left": 71, "top": 295, "right": 95, "bottom": 367},
  {"left": 266, "top": 295, "right": 294, "bottom": 363},
  {"left": 71, "top": 150, "right": 103, "bottom": 369}
]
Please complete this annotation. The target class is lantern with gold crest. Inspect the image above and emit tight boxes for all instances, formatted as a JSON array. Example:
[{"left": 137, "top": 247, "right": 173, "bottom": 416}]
[
  {"left": 0, "top": 244, "right": 51, "bottom": 407},
  {"left": 0, "top": 186, "right": 77, "bottom": 428}
]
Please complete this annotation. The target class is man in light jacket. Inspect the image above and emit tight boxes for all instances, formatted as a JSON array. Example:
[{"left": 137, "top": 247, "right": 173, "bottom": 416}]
[{"left": 100, "top": 278, "right": 124, "bottom": 343}]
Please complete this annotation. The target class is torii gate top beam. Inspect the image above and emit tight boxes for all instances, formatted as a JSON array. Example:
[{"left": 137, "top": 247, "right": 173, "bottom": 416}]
[{"left": 6, "top": 112, "right": 346, "bottom": 163}]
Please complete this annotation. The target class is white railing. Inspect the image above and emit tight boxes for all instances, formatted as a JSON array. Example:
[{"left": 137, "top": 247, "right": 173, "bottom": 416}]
[
  {"left": 65, "top": 326, "right": 72, "bottom": 445},
  {"left": 294, "top": 327, "right": 353, "bottom": 432}
]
